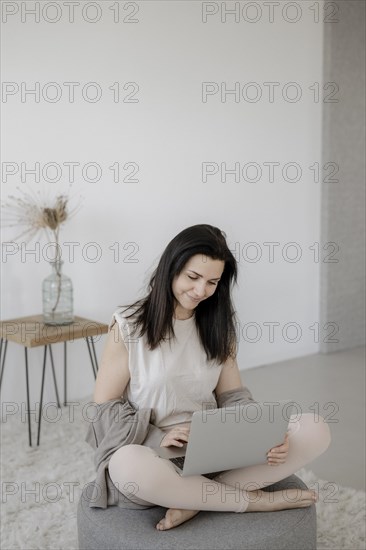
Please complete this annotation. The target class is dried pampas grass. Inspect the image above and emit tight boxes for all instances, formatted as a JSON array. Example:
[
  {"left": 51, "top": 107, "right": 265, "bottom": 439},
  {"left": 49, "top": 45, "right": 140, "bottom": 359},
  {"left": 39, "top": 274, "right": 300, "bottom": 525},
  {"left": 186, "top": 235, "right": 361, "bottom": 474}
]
[{"left": 1, "top": 186, "right": 82, "bottom": 253}]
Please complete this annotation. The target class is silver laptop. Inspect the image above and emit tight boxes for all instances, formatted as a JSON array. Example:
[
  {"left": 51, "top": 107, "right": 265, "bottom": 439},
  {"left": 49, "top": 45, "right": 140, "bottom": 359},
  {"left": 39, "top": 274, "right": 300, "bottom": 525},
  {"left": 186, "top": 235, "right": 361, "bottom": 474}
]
[{"left": 154, "top": 400, "right": 295, "bottom": 476}]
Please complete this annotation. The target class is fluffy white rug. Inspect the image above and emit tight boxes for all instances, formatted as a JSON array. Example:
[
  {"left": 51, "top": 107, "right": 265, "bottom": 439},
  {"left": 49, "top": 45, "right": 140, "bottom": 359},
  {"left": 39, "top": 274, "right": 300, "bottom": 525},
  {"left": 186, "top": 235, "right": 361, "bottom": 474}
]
[{"left": 1, "top": 397, "right": 365, "bottom": 550}]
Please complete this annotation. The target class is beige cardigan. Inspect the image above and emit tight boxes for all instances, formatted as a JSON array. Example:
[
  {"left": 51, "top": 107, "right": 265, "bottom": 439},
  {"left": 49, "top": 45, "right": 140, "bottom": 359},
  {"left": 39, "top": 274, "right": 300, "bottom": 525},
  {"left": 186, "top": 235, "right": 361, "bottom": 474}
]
[{"left": 84, "top": 387, "right": 255, "bottom": 509}]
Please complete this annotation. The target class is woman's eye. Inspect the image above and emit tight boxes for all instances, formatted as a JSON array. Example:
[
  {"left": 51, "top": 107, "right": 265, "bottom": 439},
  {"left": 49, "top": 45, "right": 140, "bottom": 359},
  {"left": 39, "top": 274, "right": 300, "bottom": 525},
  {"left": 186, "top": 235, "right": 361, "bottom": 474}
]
[{"left": 188, "top": 275, "right": 198, "bottom": 280}]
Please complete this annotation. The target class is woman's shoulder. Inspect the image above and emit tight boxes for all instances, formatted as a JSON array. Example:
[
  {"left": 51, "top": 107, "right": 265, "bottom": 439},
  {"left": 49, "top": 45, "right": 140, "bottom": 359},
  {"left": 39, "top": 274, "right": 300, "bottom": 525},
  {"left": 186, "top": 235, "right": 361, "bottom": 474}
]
[{"left": 109, "top": 304, "right": 140, "bottom": 329}]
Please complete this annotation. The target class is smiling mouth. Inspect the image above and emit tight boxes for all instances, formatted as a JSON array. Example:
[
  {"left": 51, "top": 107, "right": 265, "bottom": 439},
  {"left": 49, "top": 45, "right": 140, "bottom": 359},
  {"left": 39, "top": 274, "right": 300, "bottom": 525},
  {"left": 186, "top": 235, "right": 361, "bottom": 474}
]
[{"left": 187, "top": 294, "right": 201, "bottom": 302}]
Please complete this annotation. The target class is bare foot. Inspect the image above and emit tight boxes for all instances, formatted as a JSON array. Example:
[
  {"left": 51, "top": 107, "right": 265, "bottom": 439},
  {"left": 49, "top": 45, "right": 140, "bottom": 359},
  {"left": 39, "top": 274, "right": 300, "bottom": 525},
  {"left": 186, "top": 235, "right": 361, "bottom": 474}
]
[
  {"left": 246, "top": 488, "right": 317, "bottom": 512},
  {"left": 156, "top": 508, "right": 200, "bottom": 531},
  {"left": 155, "top": 489, "right": 316, "bottom": 529}
]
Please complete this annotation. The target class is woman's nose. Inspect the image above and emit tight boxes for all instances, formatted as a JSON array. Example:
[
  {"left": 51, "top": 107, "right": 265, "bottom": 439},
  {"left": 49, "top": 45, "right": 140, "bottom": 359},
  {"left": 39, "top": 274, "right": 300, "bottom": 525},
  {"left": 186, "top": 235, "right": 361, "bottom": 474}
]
[{"left": 193, "top": 281, "right": 206, "bottom": 298}]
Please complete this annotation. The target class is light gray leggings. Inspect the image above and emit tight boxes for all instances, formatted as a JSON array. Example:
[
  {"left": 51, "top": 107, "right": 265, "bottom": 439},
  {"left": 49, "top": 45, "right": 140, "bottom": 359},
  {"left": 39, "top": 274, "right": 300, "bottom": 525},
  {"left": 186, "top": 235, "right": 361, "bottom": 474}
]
[{"left": 108, "top": 413, "right": 331, "bottom": 513}]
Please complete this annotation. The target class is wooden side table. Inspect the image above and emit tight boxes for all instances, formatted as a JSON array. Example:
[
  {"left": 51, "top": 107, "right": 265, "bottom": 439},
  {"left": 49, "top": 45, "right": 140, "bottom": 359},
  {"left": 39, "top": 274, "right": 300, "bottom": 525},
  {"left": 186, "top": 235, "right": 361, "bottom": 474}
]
[{"left": 0, "top": 315, "right": 108, "bottom": 447}]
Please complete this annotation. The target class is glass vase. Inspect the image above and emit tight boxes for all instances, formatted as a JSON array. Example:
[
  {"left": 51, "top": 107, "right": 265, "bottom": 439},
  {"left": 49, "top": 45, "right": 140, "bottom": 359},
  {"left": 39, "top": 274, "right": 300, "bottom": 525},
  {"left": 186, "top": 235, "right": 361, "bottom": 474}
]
[{"left": 42, "top": 260, "right": 74, "bottom": 325}]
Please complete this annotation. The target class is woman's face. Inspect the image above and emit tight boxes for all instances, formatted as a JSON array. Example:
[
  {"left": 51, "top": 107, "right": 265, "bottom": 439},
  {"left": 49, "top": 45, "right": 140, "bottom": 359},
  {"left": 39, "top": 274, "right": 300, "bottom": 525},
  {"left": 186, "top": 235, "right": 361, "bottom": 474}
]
[{"left": 172, "top": 254, "right": 225, "bottom": 318}]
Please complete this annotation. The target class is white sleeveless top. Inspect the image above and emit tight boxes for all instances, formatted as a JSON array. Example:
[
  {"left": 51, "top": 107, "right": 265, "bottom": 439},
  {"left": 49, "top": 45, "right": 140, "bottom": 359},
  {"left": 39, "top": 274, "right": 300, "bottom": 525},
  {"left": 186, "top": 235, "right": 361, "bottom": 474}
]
[{"left": 110, "top": 307, "right": 223, "bottom": 429}]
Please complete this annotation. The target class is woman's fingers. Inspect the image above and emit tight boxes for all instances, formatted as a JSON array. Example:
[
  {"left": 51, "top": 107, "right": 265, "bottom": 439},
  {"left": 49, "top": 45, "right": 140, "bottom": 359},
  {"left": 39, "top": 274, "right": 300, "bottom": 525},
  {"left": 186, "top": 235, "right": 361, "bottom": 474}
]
[
  {"left": 174, "top": 439, "right": 186, "bottom": 447},
  {"left": 267, "top": 449, "right": 287, "bottom": 465},
  {"left": 161, "top": 427, "right": 190, "bottom": 447},
  {"left": 267, "top": 433, "right": 290, "bottom": 465},
  {"left": 175, "top": 432, "right": 190, "bottom": 444},
  {"left": 171, "top": 436, "right": 188, "bottom": 446},
  {"left": 268, "top": 433, "right": 289, "bottom": 453}
]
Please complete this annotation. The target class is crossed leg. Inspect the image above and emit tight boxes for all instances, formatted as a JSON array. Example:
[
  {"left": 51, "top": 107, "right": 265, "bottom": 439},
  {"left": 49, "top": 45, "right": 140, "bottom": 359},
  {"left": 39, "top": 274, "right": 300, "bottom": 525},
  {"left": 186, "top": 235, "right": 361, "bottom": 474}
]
[{"left": 108, "top": 413, "right": 331, "bottom": 530}]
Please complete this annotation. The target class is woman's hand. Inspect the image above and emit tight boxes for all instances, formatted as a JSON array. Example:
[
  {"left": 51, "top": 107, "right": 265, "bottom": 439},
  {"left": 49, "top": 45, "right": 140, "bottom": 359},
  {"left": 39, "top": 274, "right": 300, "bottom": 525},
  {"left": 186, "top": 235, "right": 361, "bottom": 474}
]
[
  {"left": 160, "top": 426, "right": 190, "bottom": 448},
  {"left": 267, "top": 432, "right": 290, "bottom": 465}
]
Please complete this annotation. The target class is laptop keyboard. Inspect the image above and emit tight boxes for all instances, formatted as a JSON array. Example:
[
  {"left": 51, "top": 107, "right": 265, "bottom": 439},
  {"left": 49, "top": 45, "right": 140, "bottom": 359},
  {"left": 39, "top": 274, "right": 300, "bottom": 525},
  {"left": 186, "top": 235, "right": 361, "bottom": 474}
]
[{"left": 169, "top": 456, "right": 185, "bottom": 470}]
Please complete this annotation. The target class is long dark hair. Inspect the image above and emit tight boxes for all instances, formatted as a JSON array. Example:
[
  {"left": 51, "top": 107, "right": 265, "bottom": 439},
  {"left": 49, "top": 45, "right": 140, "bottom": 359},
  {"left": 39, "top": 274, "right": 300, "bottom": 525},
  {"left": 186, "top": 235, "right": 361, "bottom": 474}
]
[{"left": 120, "top": 224, "right": 238, "bottom": 364}]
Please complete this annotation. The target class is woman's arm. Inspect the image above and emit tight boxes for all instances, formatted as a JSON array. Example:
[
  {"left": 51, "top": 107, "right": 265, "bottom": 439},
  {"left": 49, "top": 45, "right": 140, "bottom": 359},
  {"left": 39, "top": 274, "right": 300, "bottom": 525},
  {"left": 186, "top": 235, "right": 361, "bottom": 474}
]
[
  {"left": 214, "top": 355, "right": 256, "bottom": 408},
  {"left": 93, "top": 320, "right": 130, "bottom": 404},
  {"left": 214, "top": 355, "right": 245, "bottom": 398}
]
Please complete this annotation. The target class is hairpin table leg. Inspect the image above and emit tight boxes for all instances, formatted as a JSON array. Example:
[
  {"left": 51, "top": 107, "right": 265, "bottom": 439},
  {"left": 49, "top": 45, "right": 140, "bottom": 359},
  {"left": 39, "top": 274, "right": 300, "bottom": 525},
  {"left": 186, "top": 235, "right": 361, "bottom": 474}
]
[
  {"left": 90, "top": 337, "right": 99, "bottom": 373},
  {"left": 48, "top": 345, "right": 61, "bottom": 409},
  {"left": 37, "top": 345, "right": 48, "bottom": 446},
  {"left": 24, "top": 348, "right": 32, "bottom": 447},
  {"left": 0, "top": 339, "right": 8, "bottom": 393},
  {"left": 64, "top": 341, "right": 67, "bottom": 406},
  {"left": 85, "top": 337, "right": 97, "bottom": 380}
]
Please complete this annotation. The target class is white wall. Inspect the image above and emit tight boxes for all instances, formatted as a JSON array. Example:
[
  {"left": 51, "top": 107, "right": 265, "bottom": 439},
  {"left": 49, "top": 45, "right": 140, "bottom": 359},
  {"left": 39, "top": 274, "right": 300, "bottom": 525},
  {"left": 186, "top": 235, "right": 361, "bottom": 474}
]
[
  {"left": 1, "top": 1, "right": 323, "bottom": 406},
  {"left": 320, "top": 0, "right": 366, "bottom": 352}
]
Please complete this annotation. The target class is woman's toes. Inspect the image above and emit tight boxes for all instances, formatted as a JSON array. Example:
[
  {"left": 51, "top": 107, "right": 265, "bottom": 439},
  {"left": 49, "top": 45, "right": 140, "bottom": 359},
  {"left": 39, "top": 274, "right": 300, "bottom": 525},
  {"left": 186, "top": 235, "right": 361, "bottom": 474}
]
[
  {"left": 156, "top": 517, "right": 173, "bottom": 531},
  {"left": 156, "top": 509, "right": 199, "bottom": 531},
  {"left": 156, "top": 518, "right": 168, "bottom": 531}
]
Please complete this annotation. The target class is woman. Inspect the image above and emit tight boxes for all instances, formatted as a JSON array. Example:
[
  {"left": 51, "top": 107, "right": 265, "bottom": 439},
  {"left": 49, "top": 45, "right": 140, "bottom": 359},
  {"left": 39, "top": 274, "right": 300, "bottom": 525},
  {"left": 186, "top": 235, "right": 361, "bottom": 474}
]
[{"left": 93, "top": 224, "right": 331, "bottom": 531}]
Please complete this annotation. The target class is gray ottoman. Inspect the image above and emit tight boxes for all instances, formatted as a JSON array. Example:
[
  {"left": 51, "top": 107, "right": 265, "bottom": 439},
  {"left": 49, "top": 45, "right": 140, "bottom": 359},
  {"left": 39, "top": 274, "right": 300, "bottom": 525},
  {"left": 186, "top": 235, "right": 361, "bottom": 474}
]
[{"left": 77, "top": 474, "right": 316, "bottom": 550}]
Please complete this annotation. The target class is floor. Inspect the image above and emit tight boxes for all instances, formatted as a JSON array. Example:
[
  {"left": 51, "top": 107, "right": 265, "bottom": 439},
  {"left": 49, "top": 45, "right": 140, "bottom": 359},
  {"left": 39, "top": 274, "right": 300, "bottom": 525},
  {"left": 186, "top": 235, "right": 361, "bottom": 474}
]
[{"left": 241, "top": 345, "right": 365, "bottom": 491}]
